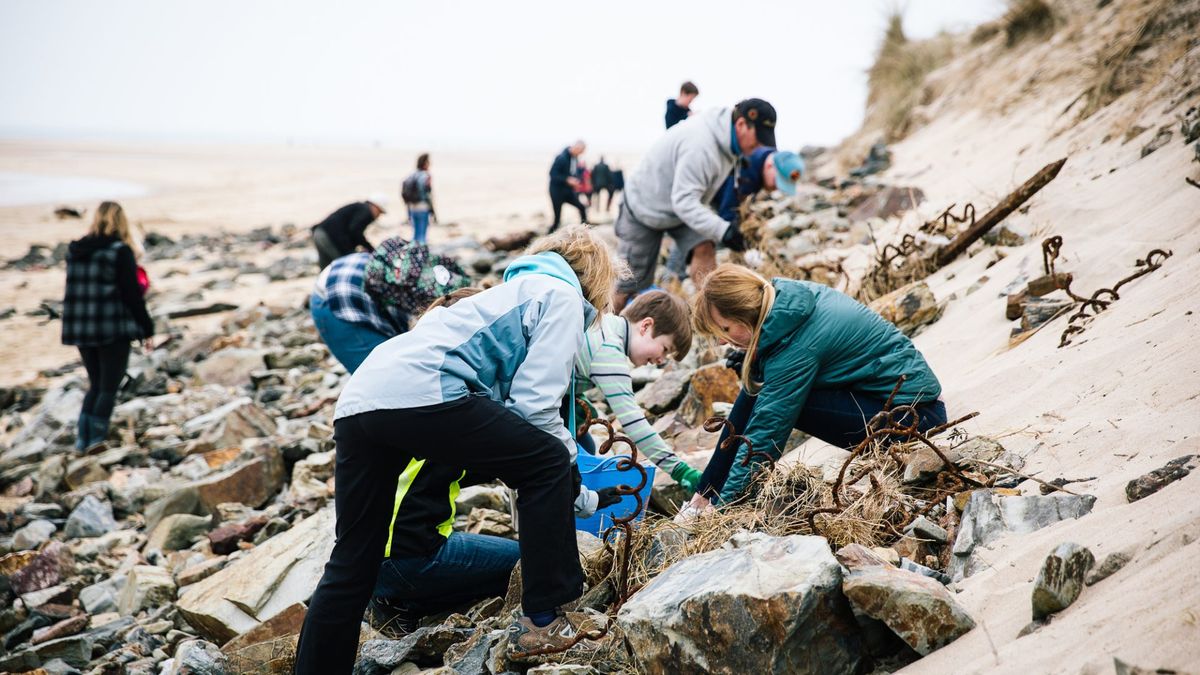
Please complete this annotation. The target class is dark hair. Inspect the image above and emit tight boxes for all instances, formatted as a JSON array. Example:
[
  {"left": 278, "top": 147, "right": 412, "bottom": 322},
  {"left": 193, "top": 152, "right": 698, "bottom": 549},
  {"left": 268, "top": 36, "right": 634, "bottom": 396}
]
[
  {"left": 419, "top": 286, "right": 482, "bottom": 318},
  {"left": 621, "top": 290, "right": 693, "bottom": 361},
  {"left": 417, "top": 153, "right": 430, "bottom": 170},
  {"left": 680, "top": 81, "right": 699, "bottom": 96}
]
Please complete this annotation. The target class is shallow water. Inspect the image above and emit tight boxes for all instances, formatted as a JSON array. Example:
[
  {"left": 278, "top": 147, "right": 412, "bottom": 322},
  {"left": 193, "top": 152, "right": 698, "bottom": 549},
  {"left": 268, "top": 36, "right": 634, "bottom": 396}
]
[{"left": 0, "top": 171, "right": 149, "bottom": 207}]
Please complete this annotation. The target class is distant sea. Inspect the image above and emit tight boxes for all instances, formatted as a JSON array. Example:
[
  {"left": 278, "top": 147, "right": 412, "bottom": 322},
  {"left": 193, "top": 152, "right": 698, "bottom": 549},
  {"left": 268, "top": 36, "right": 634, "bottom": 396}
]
[{"left": 0, "top": 172, "right": 148, "bottom": 207}]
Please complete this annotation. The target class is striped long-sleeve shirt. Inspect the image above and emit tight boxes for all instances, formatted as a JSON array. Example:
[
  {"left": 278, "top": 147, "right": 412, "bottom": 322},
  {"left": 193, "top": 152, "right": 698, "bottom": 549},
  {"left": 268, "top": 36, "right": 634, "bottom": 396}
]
[{"left": 573, "top": 314, "right": 686, "bottom": 475}]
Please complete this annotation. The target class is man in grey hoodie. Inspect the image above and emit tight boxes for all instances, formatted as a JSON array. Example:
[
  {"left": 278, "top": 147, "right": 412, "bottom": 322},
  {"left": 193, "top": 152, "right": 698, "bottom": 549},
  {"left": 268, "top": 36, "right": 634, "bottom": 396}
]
[{"left": 613, "top": 98, "right": 777, "bottom": 308}]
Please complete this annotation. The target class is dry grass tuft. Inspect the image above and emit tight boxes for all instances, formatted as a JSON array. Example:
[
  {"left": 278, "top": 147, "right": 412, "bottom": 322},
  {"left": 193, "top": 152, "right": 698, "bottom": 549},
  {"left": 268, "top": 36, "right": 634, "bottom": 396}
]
[
  {"left": 1080, "top": 0, "right": 1196, "bottom": 119},
  {"left": 1002, "top": 0, "right": 1058, "bottom": 47},
  {"left": 864, "top": 12, "right": 956, "bottom": 141}
]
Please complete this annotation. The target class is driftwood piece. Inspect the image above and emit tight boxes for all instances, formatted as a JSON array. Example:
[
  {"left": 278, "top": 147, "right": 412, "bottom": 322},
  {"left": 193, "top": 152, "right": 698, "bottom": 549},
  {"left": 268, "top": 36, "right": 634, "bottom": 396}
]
[{"left": 934, "top": 158, "right": 1067, "bottom": 267}]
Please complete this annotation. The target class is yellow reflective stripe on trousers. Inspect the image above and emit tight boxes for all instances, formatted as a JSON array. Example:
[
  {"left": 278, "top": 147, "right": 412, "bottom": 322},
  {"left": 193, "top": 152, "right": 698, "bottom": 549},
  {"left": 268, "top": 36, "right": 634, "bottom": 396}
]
[
  {"left": 384, "top": 458, "right": 426, "bottom": 557},
  {"left": 437, "top": 472, "right": 466, "bottom": 538}
]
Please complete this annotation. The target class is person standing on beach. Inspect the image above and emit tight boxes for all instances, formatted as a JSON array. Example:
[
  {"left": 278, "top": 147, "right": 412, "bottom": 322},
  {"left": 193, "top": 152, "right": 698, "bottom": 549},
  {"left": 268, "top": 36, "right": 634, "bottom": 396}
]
[
  {"left": 591, "top": 156, "right": 614, "bottom": 213},
  {"left": 400, "top": 154, "right": 436, "bottom": 244},
  {"left": 311, "top": 196, "right": 388, "bottom": 270},
  {"left": 613, "top": 98, "right": 778, "bottom": 309},
  {"left": 61, "top": 201, "right": 154, "bottom": 452},
  {"left": 665, "top": 81, "right": 699, "bottom": 129},
  {"left": 548, "top": 140, "right": 589, "bottom": 232}
]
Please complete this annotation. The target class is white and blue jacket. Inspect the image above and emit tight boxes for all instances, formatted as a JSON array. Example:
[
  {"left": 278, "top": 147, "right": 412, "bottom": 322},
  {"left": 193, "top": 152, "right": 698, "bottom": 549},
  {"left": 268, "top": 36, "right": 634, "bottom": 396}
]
[{"left": 336, "top": 251, "right": 601, "bottom": 516}]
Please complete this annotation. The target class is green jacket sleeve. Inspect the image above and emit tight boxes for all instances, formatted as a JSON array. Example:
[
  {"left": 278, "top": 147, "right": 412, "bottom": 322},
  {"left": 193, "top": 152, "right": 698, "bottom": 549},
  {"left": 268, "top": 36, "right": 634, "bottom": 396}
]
[{"left": 719, "top": 348, "right": 819, "bottom": 503}]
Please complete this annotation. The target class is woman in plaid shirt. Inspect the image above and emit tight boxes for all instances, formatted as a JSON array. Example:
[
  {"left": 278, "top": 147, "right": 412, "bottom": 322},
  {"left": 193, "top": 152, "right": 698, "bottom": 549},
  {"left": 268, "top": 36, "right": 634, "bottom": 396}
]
[{"left": 61, "top": 202, "right": 154, "bottom": 452}]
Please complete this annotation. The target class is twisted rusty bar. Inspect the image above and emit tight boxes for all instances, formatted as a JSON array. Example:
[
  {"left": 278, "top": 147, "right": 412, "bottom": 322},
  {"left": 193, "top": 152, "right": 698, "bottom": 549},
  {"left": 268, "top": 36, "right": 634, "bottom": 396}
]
[
  {"left": 1057, "top": 245, "right": 1173, "bottom": 347},
  {"left": 703, "top": 416, "right": 777, "bottom": 469}
]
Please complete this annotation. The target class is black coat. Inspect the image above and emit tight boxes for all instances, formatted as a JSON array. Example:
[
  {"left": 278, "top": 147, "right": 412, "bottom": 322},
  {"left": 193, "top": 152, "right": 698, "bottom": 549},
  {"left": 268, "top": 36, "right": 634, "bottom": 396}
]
[
  {"left": 61, "top": 235, "right": 153, "bottom": 346},
  {"left": 548, "top": 148, "right": 574, "bottom": 193},
  {"left": 312, "top": 202, "right": 375, "bottom": 255}
]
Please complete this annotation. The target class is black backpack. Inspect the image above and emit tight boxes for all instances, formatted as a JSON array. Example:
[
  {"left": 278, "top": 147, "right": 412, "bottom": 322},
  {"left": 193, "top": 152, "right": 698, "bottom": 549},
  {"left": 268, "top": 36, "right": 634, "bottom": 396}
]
[{"left": 401, "top": 173, "right": 422, "bottom": 204}]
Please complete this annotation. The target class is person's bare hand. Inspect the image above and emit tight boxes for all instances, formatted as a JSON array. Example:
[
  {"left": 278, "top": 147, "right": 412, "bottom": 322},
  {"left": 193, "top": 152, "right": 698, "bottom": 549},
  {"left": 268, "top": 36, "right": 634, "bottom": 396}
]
[
  {"left": 688, "top": 493, "right": 712, "bottom": 513},
  {"left": 567, "top": 177, "right": 581, "bottom": 188},
  {"left": 142, "top": 338, "right": 154, "bottom": 353}
]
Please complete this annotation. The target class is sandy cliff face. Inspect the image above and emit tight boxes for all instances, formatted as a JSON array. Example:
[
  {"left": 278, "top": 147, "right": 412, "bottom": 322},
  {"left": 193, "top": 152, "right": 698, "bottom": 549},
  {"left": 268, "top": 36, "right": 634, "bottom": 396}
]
[{"left": 830, "top": 1, "right": 1200, "bottom": 671}]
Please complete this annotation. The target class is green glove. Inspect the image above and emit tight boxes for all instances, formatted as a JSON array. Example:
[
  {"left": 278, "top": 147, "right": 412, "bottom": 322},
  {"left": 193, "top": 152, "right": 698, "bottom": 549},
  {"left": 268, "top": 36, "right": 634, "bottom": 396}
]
[{"left": 670, "top": 463, "right": 703, "bottom": 494}]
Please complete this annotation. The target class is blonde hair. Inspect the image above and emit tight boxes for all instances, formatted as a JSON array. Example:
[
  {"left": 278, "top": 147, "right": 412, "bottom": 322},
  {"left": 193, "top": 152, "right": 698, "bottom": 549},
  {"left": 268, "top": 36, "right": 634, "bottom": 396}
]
[
  {"left": 692, "top": 263, "right": 776, "bottom": 394},
  {"left": 89, "top": 201, "right": 143, "bottom": 259},
  {"left": 526, "top": 225, "right": 626, "bottom": 323}
]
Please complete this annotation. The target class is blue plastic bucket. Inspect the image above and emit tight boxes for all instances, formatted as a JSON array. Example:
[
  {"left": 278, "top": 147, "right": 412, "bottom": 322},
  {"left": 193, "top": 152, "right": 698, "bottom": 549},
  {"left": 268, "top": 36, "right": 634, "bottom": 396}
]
[{"left": 575, "top": 450, "right": 656, "bottom": 537}]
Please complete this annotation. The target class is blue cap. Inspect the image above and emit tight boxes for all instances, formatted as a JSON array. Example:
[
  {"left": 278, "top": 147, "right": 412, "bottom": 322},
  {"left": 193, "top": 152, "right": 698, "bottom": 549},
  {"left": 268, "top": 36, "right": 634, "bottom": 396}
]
[{"left": 772, "top": 151, "right": 805, "bottom": 195}]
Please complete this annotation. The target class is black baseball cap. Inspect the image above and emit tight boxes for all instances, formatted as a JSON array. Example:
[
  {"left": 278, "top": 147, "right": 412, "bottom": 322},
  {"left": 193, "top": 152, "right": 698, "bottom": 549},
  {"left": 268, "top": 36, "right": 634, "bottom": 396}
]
[{"left": 734, "top": 98, "right": 777, "bottom": 148}]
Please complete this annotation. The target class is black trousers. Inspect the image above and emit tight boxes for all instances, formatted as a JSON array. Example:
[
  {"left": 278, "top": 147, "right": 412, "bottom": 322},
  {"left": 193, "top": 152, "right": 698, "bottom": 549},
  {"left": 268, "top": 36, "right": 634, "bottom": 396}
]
[
  {"left": 293, "top": 395, "right": 583, "bottom": 674},
  {"left": 78, "top": 342, "right": 131, "bottom": 420},
  {"left": 549, "top": 187, "right": 588, "bottom": 231}
]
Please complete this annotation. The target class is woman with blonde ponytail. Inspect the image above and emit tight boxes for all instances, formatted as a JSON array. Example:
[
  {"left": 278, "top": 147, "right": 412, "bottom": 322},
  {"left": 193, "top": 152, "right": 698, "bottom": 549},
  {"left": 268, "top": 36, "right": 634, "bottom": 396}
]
[{"left": 688, "top": 264, "right": 947, "bottom": 508}]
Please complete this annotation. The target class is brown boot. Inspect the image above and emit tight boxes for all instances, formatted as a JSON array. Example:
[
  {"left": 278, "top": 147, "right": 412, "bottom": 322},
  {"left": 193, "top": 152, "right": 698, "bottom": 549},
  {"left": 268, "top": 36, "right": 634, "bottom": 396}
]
[{"left": 507, "top": 611, "right": 595, "bottom": 657}]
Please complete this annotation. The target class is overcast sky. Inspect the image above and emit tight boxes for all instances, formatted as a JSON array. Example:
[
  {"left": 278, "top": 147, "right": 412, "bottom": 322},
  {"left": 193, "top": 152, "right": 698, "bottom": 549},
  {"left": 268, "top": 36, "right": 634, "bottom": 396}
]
[{"left": 0, "top": 1, "right": 1002, "bottom": 153}]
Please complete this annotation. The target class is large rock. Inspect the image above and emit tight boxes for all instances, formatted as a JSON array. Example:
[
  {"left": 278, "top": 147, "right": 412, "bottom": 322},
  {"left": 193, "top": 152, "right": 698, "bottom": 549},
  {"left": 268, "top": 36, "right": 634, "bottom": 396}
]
[
  {"left": 618, "top": 533, "right": 863, "bottom": 674},
  {"left": 194, "top": 348, "right": 268, "bottom": 388},
  {"left": 221, "top": 602, "right": 306, "bottom": 670},
  {"left": 950, "top": 490, "right": 1096, "bottom": 579},
  {"left": 64, "top": 495, "right": 118, "bottom": 539},
  {"left": 145, "top": 513, "right": 213, "bottom": 553},
  {"left": 836, "top": 544, "right": 974, "bottom": 655},
  {"left": 353, "top": 626, "right": 475, "bottom": 673},
  {"left": 286, "top": 450, "right": 335, "bottom": 503},
  {"left": 117, "top": 564, "right": 177, "bottom": 615},
  {"left": 676, "top": 363, "right": 740, "bottom": 427},
  {"left": 12, "top": 519, "right": 57, "bottom": 550},
  {"left": 182, "top": 397, "right": 276, "bottom": 448},
  {"left": 190, "top": 451, "right": 285, "bottom": 514},
  {"left": 634, "top": 367, "right": 694, "bottom": 415},
  {"left": 177, "top": 507, "right": 336, "bottom": 644},
  {"left": 80, "top": 575, "right": 126, "bottom": 614},
  {"left": 167, "top": 639, "right": 230, "bottom": 675},
  {"left": 455, "top": 485, "right": 509, "bottom": 516},
  {"left": 8, "top": 542, "right": 74, "bottom": 595},
  {"left": 846, "top": 185, "right": 925, "bottom": 222},
  {"left": 1031, "top": 542, "right": 1095, "bottom": 620},
  {"left": 868, "top": 281, "right": 943, "bottom": 336}
]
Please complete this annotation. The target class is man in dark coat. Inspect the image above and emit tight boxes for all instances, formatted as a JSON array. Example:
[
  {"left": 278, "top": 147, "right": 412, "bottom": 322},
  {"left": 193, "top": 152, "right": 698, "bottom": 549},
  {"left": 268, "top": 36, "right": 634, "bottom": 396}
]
[
  {"left": 548, "top": 141, "right": 588, "bottom": 232},
  {"left": 312, "top": 197, "right": 387, "bottom": 269}
]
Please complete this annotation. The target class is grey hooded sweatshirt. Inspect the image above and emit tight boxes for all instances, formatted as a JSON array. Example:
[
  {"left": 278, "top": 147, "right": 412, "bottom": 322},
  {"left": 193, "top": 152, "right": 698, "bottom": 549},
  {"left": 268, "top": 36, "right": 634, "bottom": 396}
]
[{"left": 622, "top": 107, "right": 738, "bottom": 242}]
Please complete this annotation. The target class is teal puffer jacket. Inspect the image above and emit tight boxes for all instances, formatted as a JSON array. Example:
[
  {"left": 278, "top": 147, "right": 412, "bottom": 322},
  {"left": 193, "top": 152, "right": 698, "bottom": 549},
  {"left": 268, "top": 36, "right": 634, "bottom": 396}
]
[{"left": 720, "top": 279, "right": 941, "bottom": 502}]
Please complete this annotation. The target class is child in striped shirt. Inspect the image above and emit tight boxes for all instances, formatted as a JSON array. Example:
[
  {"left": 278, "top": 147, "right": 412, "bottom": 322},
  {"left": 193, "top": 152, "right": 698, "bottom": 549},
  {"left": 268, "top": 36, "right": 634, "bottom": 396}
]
[{"left": 573, "top": 291, "right": 703, "bottom": 491}]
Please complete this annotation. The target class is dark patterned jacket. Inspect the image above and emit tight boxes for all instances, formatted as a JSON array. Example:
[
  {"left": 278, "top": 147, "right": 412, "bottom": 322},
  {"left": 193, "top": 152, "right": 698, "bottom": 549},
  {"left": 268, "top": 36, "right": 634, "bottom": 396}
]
[{"left": 61, "top": 235, "right": 154, "bottom": 346}]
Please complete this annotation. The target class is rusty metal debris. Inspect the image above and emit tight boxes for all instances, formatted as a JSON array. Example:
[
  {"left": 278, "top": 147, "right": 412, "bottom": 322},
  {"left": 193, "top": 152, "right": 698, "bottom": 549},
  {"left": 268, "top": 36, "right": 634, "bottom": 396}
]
[
  {"left": 1040, "top": 237, "right": 1173, "bottom": 347},
  {"left": 702, "top": 416, "right": 778, "bottom": 470},
  {"left": 934, "top": 158, "right": 1067, "bottom": 267},
  {"left": 921, "top": 202, "right": 976, "bottom": 236}
]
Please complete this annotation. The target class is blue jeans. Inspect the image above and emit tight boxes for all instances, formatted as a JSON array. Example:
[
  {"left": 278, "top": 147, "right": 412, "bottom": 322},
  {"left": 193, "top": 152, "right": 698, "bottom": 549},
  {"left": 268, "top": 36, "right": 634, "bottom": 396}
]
[
  {"left": 310, "top": 291, "right": 392, "bottom": 374},
  {"left": 373, "top": 532, "right": 520, "bottom": 615},
  {"left": 697, "top": 388, "right": 948, "bottom": 501},
  {"left": 409, "top": 209, "right": 430, "bottom": 244}
]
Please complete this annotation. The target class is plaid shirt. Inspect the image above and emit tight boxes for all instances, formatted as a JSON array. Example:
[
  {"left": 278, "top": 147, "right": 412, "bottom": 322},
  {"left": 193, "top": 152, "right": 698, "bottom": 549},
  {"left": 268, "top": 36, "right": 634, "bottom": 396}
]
[
  {"left": 315, "top": 253, "right": 406, "bottom": 336},
  {"left": 62, "top": 238, "right": 152, "bottom": 346}
]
